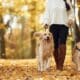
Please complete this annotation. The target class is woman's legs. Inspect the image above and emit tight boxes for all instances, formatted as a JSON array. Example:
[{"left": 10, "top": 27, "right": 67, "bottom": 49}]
[
  {"left": 57, "top": 26, "right": 68, "bottom": 70},
  {"left": 58, "top": 44, "right": 66, "bottom": 70},
  {"left": 49, "top": 24, "right": 59, "bottom": 68},
  {"left": 50, "top": 24, "right": 68, "bottom": 70}
]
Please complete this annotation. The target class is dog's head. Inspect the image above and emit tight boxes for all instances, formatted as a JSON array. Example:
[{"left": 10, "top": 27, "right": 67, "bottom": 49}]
[
  {"left": 72, "top": 42, "right": 80, "bottom": 56},
  {"left": 34, "top": 32, "right": 53, "bottom": 42},
  {"left": 76, "top": 42, "right": 80, "bottom": 51},
  {"left": 41, "top": 32, "right": 53, "bottom": 42}
]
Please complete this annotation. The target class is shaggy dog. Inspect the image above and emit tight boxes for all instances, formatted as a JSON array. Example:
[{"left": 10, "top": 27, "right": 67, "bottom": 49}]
[
  {"left": 72, "top": 42, "right": 80, "bottom": 71},
  {"left": 72, "top": 19, "right": 80, "bottom": 71},
  {"left": 34, "top": 31, "right": 54, "bottom": 71}
]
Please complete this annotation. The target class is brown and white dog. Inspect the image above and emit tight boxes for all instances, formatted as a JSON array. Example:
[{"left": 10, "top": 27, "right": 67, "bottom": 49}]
[
  {"left": 72, "top": 42, "right": 80, "bottom": 71},
  {"left": 34, "top": 31, "right": 54, "bottom": 71}
]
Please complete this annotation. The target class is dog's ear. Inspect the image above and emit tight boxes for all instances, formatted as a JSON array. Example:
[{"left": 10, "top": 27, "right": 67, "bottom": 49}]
[
  {"left": 75, "top": 42, "right": 80, "bottom": 49},
  {"left": 33, "top": 32, "right": 41, "bottom": 38}
]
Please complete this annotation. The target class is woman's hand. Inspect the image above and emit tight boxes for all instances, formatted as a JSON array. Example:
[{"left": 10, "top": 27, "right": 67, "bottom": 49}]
[
  {"left": 67, "top": 19, "right": 74, "bottom": 27},
  {"left": 44, "top": 24, "right": 49, "bottom": 29}
]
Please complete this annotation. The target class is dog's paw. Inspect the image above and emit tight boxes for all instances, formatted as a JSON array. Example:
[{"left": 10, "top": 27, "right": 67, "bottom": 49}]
[{"left": 38, "top": 68, "right": 44, "bottom": 72}]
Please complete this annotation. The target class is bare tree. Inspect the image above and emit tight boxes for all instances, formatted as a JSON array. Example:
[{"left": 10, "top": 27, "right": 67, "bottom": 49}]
[{"left": 0, "top": 15, "right": 6, "bottom": 58}]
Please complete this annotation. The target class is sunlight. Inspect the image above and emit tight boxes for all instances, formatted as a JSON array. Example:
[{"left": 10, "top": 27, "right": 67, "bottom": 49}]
[
  {"left": 2, "top": 0, "right": 14, "bottom": 8},
  {"left": 75, "top": 3, "right": 80, "bottom": 26},
  {"left": 3, "top": 14, "right": 22, "bottom": 29},
  {"left": 21, "top": 5, "right": 28, "bottom": 12}
]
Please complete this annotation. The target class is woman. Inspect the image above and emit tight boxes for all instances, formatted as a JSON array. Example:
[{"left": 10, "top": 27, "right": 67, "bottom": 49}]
[{"left": 43, "top": 0, "right": 74, "bottom": 70}]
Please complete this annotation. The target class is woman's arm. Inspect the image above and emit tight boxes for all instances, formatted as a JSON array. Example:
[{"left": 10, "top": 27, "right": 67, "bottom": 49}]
[
  {"left": 67, "top": 0, "right": 75, "bottom": 26},
  {"left": 43, "top": 0, "right": 50, "bottom": 26}
]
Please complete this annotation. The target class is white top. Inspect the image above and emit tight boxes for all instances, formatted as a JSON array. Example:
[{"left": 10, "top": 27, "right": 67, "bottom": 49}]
[{"left": 43, "top": 0, "right": 74, "bottom": 26}]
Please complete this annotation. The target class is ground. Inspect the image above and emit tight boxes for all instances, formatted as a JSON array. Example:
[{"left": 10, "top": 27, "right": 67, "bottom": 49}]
[{"left": 0, "top": 56, "right": 80, "bottom": 80}]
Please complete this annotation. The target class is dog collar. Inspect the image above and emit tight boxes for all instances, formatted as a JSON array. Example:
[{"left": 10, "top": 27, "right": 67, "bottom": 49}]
[{"left": 75, "top": 46, "right": 80, "bottom": 51}]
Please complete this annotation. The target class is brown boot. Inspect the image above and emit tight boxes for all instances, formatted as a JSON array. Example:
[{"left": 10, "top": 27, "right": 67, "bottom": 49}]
[{"left": 57, "top": 44, "right": 66, "bottom": 70}]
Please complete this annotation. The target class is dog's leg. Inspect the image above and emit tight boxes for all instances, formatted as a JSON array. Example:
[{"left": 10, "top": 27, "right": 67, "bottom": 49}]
[
  {"left": 43, "top": 59, "right": 50, "bottom": 71},
  {"left": 76, "top": 62, "right": 80, "bottom": 71},
  {"left": 43, "top": 60, "right": 46, "bottom": 71},
  {"left": 36, "top": 56, "right": 40, "bottom": 71},
  {"left": 46, "top": 58, "right": 50, "bottom": 69},
  {"left": 36, "top": 46, "right": 43, "bottom": 71},
  {"left": 38, "top": 59, "right": 41, "bottom": 71},
  {"left": 39, "top": 51, "right": 44, "bottom": 71},
  {"left": 77, "top": 55, "right": 80, "bottom": 71},
  {"left": 77, "top": 64, "right": 80, "bottom": 71},
  {"left": 37, "top": 57, "right": 43, "bottom": 71},
  {"left": 37, "top": 56, "right": 43, "bottom": 71},
  {"left": 36, "top": 48, "right": 41, "bottom": 71},
  {"left": 40, "top": 58, "right": 44, "bottom": 71},
  {"left": 74, "top": 53, "right": 80, "bottom": 71}
]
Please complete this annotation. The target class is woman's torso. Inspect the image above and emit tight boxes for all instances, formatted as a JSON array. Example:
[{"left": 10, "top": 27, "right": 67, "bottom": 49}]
[{"left": 48, "top": 0, "right": 68, "bottom": 25}]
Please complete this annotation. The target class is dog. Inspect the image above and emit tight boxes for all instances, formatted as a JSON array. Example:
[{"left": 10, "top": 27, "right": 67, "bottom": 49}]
[
  {"left": 72, "top": 42, "right": 80, "bottom": 71},
  {"left": 34, "top": 31, "right": 54, "bottom": 71}
]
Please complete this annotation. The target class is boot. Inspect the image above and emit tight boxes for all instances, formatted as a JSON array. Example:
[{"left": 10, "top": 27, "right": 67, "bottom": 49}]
[{"left": 57, "top": 44, "right": 66, "bottom": 70}]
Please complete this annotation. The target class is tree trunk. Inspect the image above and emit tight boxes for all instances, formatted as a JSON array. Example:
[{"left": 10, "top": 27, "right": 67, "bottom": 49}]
[
  {"left": 0, "top": 29, "right": 6, "bottom": 58},
  {"left": 31, "top": 30, "right": 36, "bottom": 58}
]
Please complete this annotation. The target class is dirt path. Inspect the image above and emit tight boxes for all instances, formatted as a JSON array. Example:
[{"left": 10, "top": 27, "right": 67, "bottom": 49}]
[{"left": 0, "top": 56, "right": 80, "bottom": 80}]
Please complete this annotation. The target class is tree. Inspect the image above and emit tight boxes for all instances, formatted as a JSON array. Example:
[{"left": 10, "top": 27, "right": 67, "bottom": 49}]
[{"left": 0, "top": 14, "right": 6, "bottom": 58}]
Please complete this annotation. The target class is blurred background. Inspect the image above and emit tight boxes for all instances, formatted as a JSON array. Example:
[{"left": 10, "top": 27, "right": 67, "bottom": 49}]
[{"left": 0, "top": 0, "right": 80, "bottom": 59}]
